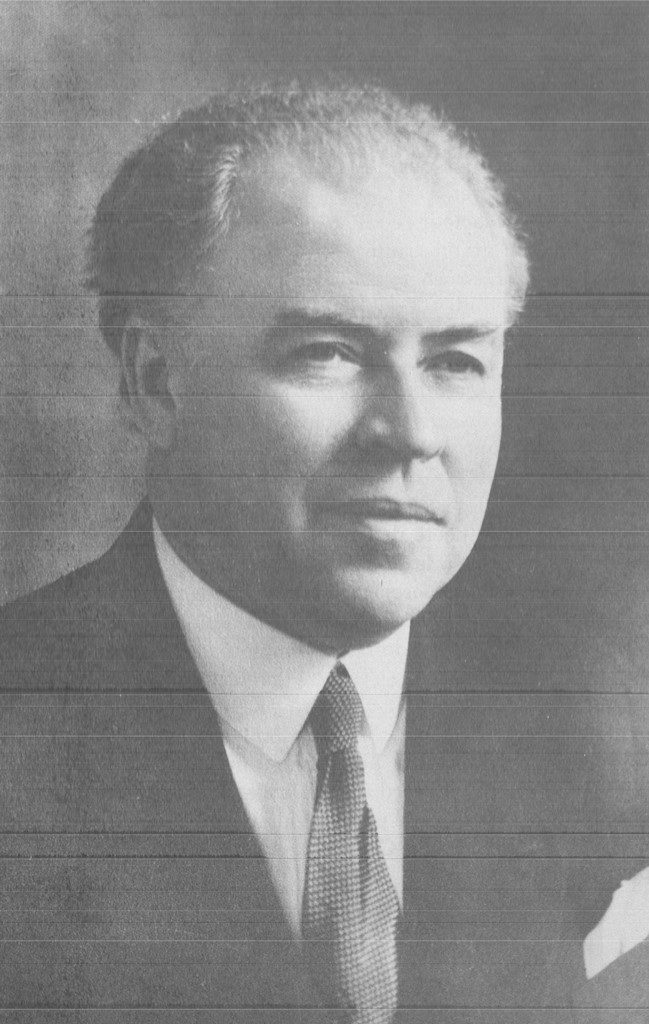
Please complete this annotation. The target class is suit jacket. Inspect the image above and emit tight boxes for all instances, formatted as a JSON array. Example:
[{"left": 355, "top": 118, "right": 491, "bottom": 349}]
[{"left": 1, "top": 501, "right": 644, "bottom": 1021}]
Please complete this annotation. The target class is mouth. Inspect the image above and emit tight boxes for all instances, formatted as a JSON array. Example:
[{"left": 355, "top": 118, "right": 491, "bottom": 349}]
[{"left": 318, "top": 498, "right": 446, "bottom": 526}]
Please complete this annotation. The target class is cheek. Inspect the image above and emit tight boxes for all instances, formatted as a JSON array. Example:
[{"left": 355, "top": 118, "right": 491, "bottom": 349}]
[
  {"left": 253, "top": 393, "right": 354, "bottom": 476},
  {"left": 448, "top": 399, "right": 502, "bottom": 506},
  {"left": 178, "top": 392, "right": 353, "bottom": 489}
]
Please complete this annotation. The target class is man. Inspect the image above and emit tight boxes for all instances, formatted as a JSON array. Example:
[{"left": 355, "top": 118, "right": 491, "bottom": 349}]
[{"left": 0, "top": 86, "right": 633, "bottom": 1020}]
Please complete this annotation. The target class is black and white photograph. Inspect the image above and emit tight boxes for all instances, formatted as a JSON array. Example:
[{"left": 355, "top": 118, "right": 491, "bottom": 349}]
[{"left": 1, "top": 2, "right": 648, "bottom": 1020}]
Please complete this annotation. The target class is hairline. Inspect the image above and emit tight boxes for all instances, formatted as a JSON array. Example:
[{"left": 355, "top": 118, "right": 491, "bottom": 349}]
[
  {"left": 178, "top": 143, "right": 521, "bottom": 320},
  {"left": 88, "top": 87, "right": 530, "bottom": 356}
]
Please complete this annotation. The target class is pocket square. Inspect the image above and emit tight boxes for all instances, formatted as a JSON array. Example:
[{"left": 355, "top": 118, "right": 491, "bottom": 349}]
[
  {"left": 583, "top": 865, "right": 649, "bottom": 980},
  {"left": 573, "top": 935, "right": 649, "bottom": 1015}
]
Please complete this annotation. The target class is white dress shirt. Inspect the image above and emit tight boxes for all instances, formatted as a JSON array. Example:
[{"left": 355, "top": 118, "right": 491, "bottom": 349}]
[{"left": 153, "top": 520, "right": 409, "bottom": 935}]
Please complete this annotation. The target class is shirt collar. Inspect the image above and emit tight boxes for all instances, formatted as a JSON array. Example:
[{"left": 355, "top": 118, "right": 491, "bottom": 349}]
[{"left": 153, "top": 519, "right": 410, "bottom": 762}]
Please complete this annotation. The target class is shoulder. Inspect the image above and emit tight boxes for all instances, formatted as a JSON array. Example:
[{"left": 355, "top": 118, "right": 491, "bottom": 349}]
[
  {"left": 1, "top": 539, "right": 137, "bottom": 692},
  {"left": 0, "top": 502, "right": 191, "bottom": 692}
]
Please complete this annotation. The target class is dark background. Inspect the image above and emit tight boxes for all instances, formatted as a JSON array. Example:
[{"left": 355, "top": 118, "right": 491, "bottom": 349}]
[{"left": 1, "top": 0, "right": 648, "bottom": 711}]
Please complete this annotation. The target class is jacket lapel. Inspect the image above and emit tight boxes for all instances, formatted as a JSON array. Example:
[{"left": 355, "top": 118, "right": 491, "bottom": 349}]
[
  {"left": 96, "top": 503, "right": 315, "bottom": 1005},
  {"left": 399, "top": 594, "right": 584, "bottom": 1013}
]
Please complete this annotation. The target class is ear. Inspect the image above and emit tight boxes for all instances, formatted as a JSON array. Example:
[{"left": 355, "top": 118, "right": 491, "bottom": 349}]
[{"left": 119, "top": 318, "right": 177, "bottom": 451}]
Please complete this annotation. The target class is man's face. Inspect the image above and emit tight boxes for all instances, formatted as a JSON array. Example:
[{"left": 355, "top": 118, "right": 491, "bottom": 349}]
[{"left": 161, "top": 154, "right": 510, "bottom": 650}]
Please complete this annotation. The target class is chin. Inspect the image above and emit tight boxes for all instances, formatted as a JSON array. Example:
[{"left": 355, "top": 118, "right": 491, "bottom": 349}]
[{"left": 319, "top": 566, "right": 448, "bottom": 647}]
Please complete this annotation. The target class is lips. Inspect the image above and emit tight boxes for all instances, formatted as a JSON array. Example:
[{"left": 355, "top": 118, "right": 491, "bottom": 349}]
[{"left": 319, "top": 498, "right": 445, "bottom": 525}]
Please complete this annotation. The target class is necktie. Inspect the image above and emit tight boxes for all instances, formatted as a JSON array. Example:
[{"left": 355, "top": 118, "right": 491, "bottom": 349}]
[{"left": 302, "top": 662, "right": 400, "bottom": 1023}]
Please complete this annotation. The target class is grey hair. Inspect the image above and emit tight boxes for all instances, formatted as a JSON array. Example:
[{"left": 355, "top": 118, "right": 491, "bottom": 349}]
[{"left": 87, "top": 85, "right": 529, "bottom": 357}]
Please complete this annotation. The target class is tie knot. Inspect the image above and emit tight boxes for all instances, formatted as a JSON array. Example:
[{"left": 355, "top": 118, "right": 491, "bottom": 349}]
[{"left": 311, "top": 663, "right": 364, "bottom": 757}]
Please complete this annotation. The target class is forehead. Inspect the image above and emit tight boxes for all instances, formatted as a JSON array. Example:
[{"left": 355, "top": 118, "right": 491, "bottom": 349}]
[{"left": 205, "top": 152, "right": 510, "bottom": 331}]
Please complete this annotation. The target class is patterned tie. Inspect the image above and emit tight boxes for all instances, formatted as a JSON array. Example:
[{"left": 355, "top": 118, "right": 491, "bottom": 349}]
[{"left": 302, "top": 662, "right": 400, "bottom": 1023}]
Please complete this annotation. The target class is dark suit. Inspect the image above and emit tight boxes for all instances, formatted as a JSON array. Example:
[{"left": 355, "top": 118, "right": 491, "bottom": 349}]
[{"left": 1, "top": 501, "right": 644, "bottom": 1020}]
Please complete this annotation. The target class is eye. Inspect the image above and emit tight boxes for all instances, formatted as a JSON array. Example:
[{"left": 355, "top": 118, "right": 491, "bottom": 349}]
[
  {"left": 428, "top": 350, "right": 486, "bottom": 377},
  {"left": 291, "top": 341, "right": 359, "bottom": 365},
  {"left": 276, "top": 337, "right": 363, "bottom": 384},
  {"left": 294, "top": 342, "right": 356, "bottom": 362}
]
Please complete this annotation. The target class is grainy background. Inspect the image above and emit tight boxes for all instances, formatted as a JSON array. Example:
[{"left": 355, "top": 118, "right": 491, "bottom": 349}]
[{"left": 1, "top": 0, "right": 648, "bottom": 712}]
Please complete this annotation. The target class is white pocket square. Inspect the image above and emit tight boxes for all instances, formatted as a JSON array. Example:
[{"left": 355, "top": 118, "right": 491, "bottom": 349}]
[{"left": 584, "top": 865, "right": 649, "bottom": 979}]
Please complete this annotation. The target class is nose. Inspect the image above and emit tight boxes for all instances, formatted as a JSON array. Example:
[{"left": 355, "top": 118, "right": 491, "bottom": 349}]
[{"left": 353, "top": 376, "right": 444, "bottom": 463}]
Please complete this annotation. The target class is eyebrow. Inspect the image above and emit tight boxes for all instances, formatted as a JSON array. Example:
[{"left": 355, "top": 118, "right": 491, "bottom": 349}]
[
  {"left": 268, "top": 308, "right": 382, "bottom": 346},
  {"left": 268, "top": 307, "right": 498, "bottom": 346}
]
